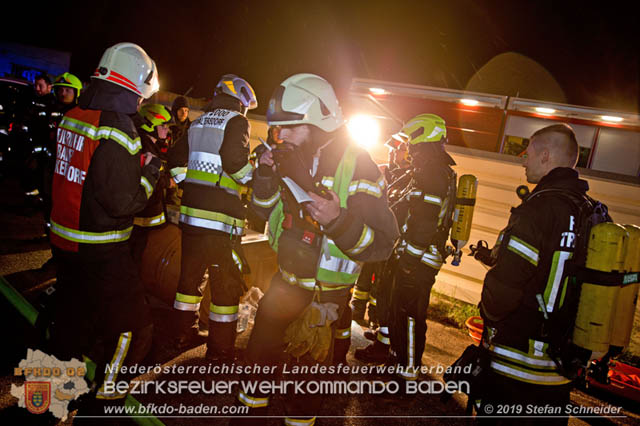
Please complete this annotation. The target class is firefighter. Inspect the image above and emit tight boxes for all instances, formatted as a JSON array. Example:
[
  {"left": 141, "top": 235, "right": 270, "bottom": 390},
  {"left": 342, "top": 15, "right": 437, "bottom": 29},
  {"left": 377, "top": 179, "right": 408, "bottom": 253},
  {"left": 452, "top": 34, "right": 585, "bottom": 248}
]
[
  {"left": 359, "top": 114, "right": 457, "bottom": 381},
  {"left": 165, "top": 74, "right": 257, "bottom": 361},
  {"left": 232, "top": 73, "right": 399, "bottom": 425},
  {"left": 129, "top": 103, "right": 173, "bottom": 264},
  {"left": 48, "top": 42, "right": 162, "bottom": 407},
  {"left": 52, "top": 72, "right": 83, "bottom": 112},
  {"left": 354, "top": 133, "right": 413, "bottom": 363},
  {"left": 476, "top": 124, "right": 586, "bottom": 424}
]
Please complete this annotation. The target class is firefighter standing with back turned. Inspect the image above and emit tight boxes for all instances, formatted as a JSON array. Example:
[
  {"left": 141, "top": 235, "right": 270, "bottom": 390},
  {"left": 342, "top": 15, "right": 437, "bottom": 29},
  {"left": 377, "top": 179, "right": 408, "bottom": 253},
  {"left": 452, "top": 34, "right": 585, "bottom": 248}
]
[
  {"left": 232, "top": 73, "right": 399, "bottom": 426},
  {"left": 376, "top": 114, "right": 458, "bottom": 381},
  {"left": 166, "top": 74, "right": 257, "bottom": 361},
  {"left": 48, "top": 42, "right": 162, "bottom": 411},
  {"left": 477, "top": 124, "right": 588, "bottom": 425}
]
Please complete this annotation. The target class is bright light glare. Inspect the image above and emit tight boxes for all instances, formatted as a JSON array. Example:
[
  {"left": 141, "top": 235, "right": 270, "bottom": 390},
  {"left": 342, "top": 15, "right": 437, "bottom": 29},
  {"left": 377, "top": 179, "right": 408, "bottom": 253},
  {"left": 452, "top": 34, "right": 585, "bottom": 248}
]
[
  {"left": 347, "top": 115, "right": 380, "bottom": 149},
  {"left": 369, "top": 87, "right": 386, "bottom": 95},
  {"left": 535, "top": 107, "right": 556, "bottom": 114},
  {"left": 601, "top": 115, "right": 623, "bottom": 122},
  {"left": 460, "top": 98, "right": 479, "bottom": 106}
]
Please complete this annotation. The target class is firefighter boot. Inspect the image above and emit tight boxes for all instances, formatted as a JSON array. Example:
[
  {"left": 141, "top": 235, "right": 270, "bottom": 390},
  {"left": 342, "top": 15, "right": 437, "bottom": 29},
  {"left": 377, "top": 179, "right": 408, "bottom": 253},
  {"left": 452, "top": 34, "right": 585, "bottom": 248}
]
[
  {"left": 354, "top": 340, "right": 391, "bottom": 364},
  {"left": 333, "top": 334, "right": 350, "bottom": 365},
  {"left": 206, "top": 315, "right": 238, "bottom": 363},
  {"left": 170, "top": 309, "right": 208, "bottom": 352}
]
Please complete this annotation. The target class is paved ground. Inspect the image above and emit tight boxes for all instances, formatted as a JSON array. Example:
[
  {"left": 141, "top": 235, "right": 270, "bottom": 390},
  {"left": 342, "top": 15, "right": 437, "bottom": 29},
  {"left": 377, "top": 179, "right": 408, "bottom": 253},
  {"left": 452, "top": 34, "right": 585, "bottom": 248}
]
[{"left": 1, "top": 176, "right": 639, "bottom": 425}]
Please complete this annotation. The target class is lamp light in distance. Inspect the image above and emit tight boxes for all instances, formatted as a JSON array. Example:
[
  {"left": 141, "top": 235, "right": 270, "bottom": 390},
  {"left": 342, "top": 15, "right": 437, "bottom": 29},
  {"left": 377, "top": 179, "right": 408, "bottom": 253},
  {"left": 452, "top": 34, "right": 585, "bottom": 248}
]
[
  {"left": 601, "top": 115, "right": 623, "bottom": 123},
  {"left": 535, "top": 107, "right": 556, "bottom": 114},
  {"left": 347, "top": 115, "right": 380, "bottom": 149},
  {"left": 369, "top": 87, "right": 386, "bottom": 95},
  {"left": 460, "top": 98, "right": 479, "bottom": 106}
]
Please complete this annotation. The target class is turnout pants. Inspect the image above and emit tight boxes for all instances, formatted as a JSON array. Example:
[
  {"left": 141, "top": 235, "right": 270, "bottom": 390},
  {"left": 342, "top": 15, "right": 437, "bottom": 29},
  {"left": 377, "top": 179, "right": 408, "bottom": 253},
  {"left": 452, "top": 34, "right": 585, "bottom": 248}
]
[
  {"left": 389, "top": 264, "right": 437, "bottom": 380},
  {"left": 234, "top": 274, "right": 351, "bottom": 425},
  {"left": 173, "top": 230, "right": 245, "bottom": 353},
  {"left": 50, "top": 245, "right": 153, "bottom": 423},
  {"left": 476, "top": 370, "right": 571, "bottom": 425}
]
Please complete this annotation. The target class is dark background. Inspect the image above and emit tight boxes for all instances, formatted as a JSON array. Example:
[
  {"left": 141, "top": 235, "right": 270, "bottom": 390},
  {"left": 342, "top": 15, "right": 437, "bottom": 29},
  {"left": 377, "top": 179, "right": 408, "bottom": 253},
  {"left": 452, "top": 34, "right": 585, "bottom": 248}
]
[{"left": 3, "top": 0, "right": 638, "bottom": 115}]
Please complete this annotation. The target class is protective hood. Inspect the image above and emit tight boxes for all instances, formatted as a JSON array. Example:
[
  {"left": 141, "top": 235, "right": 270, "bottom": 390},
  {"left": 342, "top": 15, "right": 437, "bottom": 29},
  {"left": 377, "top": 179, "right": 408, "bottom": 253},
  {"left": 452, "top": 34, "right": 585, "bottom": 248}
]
[{"left": 78, "top": 78, "right": 141, "bottom": 115}]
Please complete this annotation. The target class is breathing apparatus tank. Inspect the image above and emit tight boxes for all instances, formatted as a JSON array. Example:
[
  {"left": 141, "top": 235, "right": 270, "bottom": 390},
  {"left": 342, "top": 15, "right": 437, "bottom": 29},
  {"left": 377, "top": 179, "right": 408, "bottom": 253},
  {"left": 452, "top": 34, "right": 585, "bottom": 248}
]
[
  {"left": 609, "top": 224, "right": 640, "bottom": 353},
  {"left": 449, "top": 174, "right": 478, "bottom": 266},
  {"left": 572, "top": 222, "right": 628, "bottom": 360}
]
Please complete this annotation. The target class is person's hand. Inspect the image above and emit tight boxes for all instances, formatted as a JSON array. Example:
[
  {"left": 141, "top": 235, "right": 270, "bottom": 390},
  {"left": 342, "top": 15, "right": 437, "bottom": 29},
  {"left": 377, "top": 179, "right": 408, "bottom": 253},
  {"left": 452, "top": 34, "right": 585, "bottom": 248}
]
[
  {"left": 305, "top": 190, "right": 341, "bottom": 226},
  {"left": 259, "top": 150, "right": 276, "bottom": 172},
  {"left": 143, "top": 152, "right": 157, "bottom": 166}
]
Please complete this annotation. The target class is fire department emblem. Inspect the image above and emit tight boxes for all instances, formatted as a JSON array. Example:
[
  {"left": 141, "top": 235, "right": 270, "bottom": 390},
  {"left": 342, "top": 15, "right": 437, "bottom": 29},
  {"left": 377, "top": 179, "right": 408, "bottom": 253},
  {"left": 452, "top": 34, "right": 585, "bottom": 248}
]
[{"left": 25, "top": 381, "right": 51, "bottom": 414}]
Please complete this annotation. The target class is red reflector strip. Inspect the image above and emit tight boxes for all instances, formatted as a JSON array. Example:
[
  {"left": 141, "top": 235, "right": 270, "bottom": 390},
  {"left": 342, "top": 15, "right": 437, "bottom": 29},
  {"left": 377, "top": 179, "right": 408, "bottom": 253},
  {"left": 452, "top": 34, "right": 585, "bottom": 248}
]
[{"left": 106, "top": 75, "right": 141, "bottom": 95}]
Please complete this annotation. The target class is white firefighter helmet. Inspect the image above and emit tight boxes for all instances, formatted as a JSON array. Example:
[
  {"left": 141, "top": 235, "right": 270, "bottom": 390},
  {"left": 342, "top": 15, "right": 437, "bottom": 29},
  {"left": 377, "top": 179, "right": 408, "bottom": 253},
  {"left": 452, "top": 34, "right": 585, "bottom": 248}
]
[
  {"left": 267, "top": 73, "right": 344, "bottom": 133},
  {"left": 92, "top": 42, "right": 159, "bottom": 99}
]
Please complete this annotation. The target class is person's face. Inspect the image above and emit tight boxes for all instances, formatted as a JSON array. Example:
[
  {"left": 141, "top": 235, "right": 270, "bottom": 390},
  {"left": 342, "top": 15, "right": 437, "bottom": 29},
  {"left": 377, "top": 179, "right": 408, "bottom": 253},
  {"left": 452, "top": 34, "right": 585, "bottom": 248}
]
[
  {"left": 157, "top": 124, "right": 169, "bottom": 140},
  {"left": 56, "top": 87, "right": 75, "bottom": 104},
  {"left": 278, "top": 124, "right": 312, "bottom": 148},
  {"left": 176, "top": 107, "right": 189, "bottom": 123},
  {"left": 35, "top": 79, "right": 52, "bottom": 97},
  {"left": 523, "top": 137, "right": 548, "bottom": 183}
]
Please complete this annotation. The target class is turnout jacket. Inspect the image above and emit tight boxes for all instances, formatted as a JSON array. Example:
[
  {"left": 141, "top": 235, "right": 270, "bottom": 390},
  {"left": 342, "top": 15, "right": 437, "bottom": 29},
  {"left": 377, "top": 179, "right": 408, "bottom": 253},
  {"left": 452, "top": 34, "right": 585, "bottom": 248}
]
[
  {"left": 167, "top": 96, "right": 252, "bottom": 236},
  {"left": 396, "top": 154, "right": 457, "bottom": 271},
  {"left": 251, "top": 131, "right": 399, "bottom": 290},
  {"left": 50, "top": 79, "right": 161, "bottom": 255},
  {"left": 480, "top": 167, "right": 589, "bottom": 386},
  {"left": 133, "top": 130, "right": 168, "bottom": 227}
]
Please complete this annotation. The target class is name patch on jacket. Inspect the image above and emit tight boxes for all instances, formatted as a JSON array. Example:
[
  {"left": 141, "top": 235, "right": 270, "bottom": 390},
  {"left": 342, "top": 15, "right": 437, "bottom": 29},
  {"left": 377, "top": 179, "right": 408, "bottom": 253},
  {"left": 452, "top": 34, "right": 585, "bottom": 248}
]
[
  {"left": 54, "top": 128, "right": 86, "bottom": 185},
  {"left": 191, "top": 109, "right": 239, "bottom": 130}
]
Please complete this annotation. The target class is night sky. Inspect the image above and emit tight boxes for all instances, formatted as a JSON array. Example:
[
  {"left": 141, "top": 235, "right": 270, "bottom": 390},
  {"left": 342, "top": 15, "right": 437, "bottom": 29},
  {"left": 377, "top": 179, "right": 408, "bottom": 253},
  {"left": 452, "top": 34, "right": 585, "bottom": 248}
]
[{"left": 4, "top": 0, "right": 638, "bottom": 115}]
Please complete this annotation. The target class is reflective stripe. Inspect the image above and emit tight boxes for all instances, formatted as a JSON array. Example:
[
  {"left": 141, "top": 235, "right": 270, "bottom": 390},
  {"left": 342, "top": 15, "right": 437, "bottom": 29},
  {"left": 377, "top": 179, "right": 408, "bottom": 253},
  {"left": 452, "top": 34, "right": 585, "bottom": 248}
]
[
  {"left": 348, "top": 179, "right": 382, "bottom": 198},
  {"left": 174, "top": 300, "right": 200, "bottom": 311},
  {"left": 490, "top": 344, "right": 557, "bottom": 368},
  {"left": 188, "top": 151, "right": 223, "bottom": 174},
  {"left": 185, "top": 169, "right": 241, "bottom": 195},
  {"left": 134, "top": 212, "right": 166, "bottom": 227},
  {"left": 335, "top": 327, "right": 351, "bottom": 339},
  {"left": 507, "top": 236, "right": 539, "bottom": 266},
  {"left": 209, "top": 303, "right": 239, "bottom": 322},
  {"left": 490, "top": 360, "right": 571, "bottom": 385},
  {"left": 377, "top": 332, "right": 390, "bottom": 345},
  {"left": 238, "top": 391, "right": 269, "bottom": 408},
  {"left": 140, "top": 176, "right": 153, "bottom": 199},
  {"left": 423, "top": 193, "right": 443, "bottom": 206},
  {"left": 231, "top": 249, "right": 244, "bottom": 272},
  {"left": 253, "top": 191, "right": 281, "bottom": 208},
  {"left": 408, "top": 317, "right": 415, "bottom": 367},
  {"left": 397, "top": 367, "right": 419, "bottom": 380},
  {"left": 174, "top": 293, "right": 202, "bottom": 311},
  {"left": 50, "top": 220, "right": 132, "bottom": 244},
  {"left": 97, "top": 331, "right": 131, "bottom": 399},
  {"left": 230, "top": 161, "right": 254, "bottom": 184},
  {"left": 405, "top": 242, "right": 425, "bottom": 257},
  {"left": 179, "top": 214, "right": 243, "bottom": 235},
  {"left": 280, "top": 268, "right": 351, "bottom": 292},
  {"left": 179, "top": 206, "right": 244, "bottom": 235},
  {"left": 100, "top": 127, "right": 142, "bottom": 155},
  {"left": 544, "top": 251, "right": 572, "bottom": 313},
  {"left": 368, "top": 295, "right": 377, "bottom": 306},
  {"left": 60, "top": 118, "right": 141, "bottom": 155},
  {"left": 346, "top": 225, "right": 374, "bottom": 255},
  {"left": 170, "top": 166, "right": 187, "bottom": 183},
  {"left": 353, "top": 289, "right": 369, "bottom": 301},
  {"left": 421, "top": 245, "right": 443, "bottom": 269},
  {"left": 285, "top": 417, "right": 316, "bottom": 426}
]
